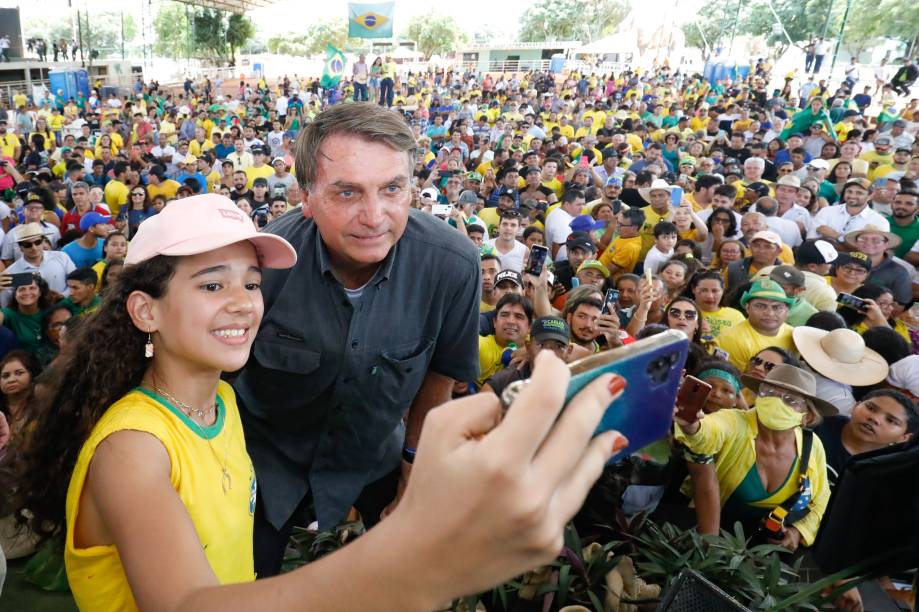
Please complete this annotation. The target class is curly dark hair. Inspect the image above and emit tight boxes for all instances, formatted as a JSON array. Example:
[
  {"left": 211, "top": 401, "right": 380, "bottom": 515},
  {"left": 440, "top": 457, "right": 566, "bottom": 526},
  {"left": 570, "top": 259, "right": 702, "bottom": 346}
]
[
  {"left": 11, "top": 275, "right": 54, "bottom": 312},
  {"left": 3, "top": 255, "right": 177, "bottom": 538}
]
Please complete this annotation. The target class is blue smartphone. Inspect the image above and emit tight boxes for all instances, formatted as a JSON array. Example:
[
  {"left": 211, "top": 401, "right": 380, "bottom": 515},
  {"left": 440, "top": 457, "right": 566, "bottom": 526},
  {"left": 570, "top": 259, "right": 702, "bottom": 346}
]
[
  {"left": 501, "top": 330, "right": 689, "bottom": 462},
  {"left": 670, "top": 186, "right": 684, "bottom": 206}
]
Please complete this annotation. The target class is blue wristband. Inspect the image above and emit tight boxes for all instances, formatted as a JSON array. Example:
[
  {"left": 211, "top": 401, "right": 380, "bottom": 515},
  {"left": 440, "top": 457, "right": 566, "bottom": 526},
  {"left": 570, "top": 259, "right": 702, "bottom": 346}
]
[{"left": 402, "top": 447, "right": 416, "bottom": 464}]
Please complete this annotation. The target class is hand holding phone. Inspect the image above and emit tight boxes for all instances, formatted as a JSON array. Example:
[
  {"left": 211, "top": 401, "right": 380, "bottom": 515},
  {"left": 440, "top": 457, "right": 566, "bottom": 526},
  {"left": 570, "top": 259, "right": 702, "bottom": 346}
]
[
  {"left": 601, "top": 288, "right": 620, "bottom": 315},
  {"left": 675, "top": 375, "right": 713, "bottom": 424},
  {"left": 836, "top": 292, "right": 867, "bottom": 313},
  {"left": 525, "top": 244, "right": 549, "bottom": 276}
]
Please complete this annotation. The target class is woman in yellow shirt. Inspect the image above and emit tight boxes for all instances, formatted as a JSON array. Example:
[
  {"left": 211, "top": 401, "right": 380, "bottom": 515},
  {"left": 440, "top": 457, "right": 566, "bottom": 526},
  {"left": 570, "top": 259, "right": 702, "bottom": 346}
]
[
  {"left": 8, "top": 194, "right": 627, "bottom": 611},
  {"left": 94, "top": 133, "right": 119, "bottom": 158},
  {"left": 30, "top": 117, "right": 55, "bottom": 152},
  {"left": 675, "top": 364, "right": 834, "bottom": 550}
]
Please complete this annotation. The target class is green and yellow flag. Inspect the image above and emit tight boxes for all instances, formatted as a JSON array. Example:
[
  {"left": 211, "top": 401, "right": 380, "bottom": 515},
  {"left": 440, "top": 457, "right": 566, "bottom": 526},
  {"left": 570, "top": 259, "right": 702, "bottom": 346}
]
[
  {"left": 320, "top": 44, "right": 346, "bottom": 89},
  {"left": 348, "top": 2, "right": 394, "bottom": 38}
]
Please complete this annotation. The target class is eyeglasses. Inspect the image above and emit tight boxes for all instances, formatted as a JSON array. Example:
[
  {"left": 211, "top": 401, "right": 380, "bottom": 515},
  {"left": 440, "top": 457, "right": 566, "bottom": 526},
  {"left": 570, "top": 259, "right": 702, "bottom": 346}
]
[
  {"left": 19, "top": 238, "right": 43, "bottom": 249},
  {"left": 668, "top": 308, "right": 697, "bottom": 320},
  {"left": 840, "top": 264, "right": 868, "bottom": 274},
  {"left": 759, "top": 383, "right": 807, "bottom": 411},
  {"left": 749, "top": 356, "right": 779, "bottom": 372}
]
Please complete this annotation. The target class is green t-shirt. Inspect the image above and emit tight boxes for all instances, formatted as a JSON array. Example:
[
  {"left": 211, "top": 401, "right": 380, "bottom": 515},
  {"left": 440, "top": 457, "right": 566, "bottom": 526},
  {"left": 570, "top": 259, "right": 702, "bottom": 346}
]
[
  {"left": 59, "top": 295, "right": 102, "bottom": 317},
  {"left": 1, "top": 307, "right": 43, "bottom": 353},
  {"left": 887, "top": 215, "right": 919, "bottom": 259}
]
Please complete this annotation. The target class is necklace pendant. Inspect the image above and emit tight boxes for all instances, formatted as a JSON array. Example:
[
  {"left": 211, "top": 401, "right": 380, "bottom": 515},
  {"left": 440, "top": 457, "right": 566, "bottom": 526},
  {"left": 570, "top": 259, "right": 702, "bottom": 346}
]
[{"left": 222, "top": 468, "right": 232, "bottom": 493}]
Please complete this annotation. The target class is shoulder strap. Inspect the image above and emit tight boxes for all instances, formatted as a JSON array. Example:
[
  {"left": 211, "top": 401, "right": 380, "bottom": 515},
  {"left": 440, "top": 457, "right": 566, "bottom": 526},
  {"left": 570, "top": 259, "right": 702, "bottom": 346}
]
[{"left": 779, "top": 429, "right": 814, "bottom": 519}]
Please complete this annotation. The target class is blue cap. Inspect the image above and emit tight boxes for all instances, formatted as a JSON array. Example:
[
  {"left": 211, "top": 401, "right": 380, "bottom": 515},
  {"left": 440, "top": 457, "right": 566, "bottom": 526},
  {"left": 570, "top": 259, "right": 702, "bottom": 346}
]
[
  {"left": 569, "top": 214, "right": 605, "bottom": 233},
  {"left": 605, "top": 176, "right": 622, "bottom": 187},
  {"left": 80, "top": 211, "right": 112, "bottom": 233}
]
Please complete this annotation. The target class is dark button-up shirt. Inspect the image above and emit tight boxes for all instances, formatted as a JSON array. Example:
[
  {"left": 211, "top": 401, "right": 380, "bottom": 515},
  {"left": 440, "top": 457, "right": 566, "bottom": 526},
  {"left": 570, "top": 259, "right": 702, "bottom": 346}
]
[
  {"left": 866, "top": 255, "right": 912, "bottom": 305},
  {"left": 234, "top": 209, "right": 481, "bottom": 529}
]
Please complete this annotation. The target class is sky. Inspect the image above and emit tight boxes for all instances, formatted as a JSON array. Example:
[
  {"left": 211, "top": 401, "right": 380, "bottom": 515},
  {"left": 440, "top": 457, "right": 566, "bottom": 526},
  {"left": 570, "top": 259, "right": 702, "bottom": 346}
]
[{"left": 8, "top": 0, "right": 532, "bottom": 40}]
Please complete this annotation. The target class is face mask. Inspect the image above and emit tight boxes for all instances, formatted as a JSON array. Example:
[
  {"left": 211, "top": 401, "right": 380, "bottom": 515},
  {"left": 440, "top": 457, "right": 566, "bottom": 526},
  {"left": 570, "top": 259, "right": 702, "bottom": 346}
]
[{"left": 755, "top": 396, "right": 803, "bottom": 431}]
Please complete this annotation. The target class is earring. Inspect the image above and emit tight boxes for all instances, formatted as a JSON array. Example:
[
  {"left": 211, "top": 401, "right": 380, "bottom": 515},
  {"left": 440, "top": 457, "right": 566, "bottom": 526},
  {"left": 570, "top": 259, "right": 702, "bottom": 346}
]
[{"left": 144, "top": 333, "right": 154, "bottom": 358}]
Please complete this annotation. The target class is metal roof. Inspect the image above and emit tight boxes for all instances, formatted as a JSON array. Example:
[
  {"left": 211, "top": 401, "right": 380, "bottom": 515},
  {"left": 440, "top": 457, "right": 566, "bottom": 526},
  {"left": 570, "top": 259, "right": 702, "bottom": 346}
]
[{"left": 172, "top": 0, "right": 277, "bottom": 15}]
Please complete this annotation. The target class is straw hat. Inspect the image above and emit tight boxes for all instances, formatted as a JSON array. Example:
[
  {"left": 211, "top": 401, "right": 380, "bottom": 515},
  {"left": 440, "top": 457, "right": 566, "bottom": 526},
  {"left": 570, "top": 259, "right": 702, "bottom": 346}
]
[
  {"left": 638, "top": 178, "right": 674, "bottom": 204},
  {"left": 741, "top": 363, "right": 838, "bottom": 416},
  {"left": 843, "top": 224, "right": 902, "bottom": 251},
  {"left": 792, "top": 327, "right": 889, "bottom": 387}
]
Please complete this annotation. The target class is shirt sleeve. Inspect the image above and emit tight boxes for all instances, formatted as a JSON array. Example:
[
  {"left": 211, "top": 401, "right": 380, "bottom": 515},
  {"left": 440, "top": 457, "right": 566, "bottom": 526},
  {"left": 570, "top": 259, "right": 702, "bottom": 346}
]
[{"left": 428, "top": 253, "right": 482, "bottom": 382}]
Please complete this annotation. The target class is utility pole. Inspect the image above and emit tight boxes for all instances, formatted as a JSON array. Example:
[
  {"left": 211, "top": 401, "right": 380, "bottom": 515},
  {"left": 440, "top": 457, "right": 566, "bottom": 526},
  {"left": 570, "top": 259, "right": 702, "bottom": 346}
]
[
  {"left": 819, "top": 0, "right": 836, "bottom": 40},
  {"left": 728, "top": 0, "right": 742, "bottom": 57},
  {"left": 829, "top": 0, "right": 852, "bottom": 74}
]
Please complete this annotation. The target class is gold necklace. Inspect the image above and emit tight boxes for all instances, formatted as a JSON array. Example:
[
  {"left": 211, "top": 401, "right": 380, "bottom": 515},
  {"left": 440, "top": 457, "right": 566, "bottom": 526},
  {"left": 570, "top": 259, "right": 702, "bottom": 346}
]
[{"left": 148, "top": 383, "right": 233, "bottom": 494}]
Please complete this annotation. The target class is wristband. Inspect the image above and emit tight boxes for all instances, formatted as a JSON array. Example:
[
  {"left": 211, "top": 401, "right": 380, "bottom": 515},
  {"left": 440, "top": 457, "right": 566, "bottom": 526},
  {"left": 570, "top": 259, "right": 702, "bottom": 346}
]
[{"left": 402, "top": 446, "right": 416, "bottom": 464}]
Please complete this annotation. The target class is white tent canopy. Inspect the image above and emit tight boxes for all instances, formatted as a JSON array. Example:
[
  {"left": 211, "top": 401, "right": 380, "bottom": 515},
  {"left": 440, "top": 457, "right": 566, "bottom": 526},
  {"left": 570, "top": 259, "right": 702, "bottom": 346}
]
[{"left": 574, "top": 31, "right": 639, "bottom": 56}]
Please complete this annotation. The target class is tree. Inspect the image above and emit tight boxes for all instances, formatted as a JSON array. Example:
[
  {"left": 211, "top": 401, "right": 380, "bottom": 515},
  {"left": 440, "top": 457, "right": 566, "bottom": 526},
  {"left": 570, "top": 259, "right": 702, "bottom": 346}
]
[
  {"left": 518, "top": 0, "right": 629, "bottom": 43},
  {"left": 681, "top": 5, "right": 733, "bottom": 60},
  {"left": 405, "top": 13, "right": 467, "bottom": 58},
  {"left": 741, "top": 0, "right": 835, "bottom": 53},
  {"left": 153, "top": 2, "right": 193, "bottom": 60},
  {"left": 303, "top": 19, "right": 362, "bottom": 55},
  {"left": 153, "top": 1, "right": 254, "bottom": 65}
]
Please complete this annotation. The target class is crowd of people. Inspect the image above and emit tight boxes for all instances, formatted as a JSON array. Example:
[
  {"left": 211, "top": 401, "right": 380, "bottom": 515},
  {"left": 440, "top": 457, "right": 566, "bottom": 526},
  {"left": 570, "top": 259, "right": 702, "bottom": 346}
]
[{"left": 0, "top": 53, "right": 916, "bottom": 610}]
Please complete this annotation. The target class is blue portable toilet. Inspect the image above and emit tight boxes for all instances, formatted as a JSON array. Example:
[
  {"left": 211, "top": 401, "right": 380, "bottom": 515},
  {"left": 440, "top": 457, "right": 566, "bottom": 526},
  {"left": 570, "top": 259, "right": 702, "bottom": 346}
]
[{"left": 48, "top": 69, "right": 90, "bottom": 100}]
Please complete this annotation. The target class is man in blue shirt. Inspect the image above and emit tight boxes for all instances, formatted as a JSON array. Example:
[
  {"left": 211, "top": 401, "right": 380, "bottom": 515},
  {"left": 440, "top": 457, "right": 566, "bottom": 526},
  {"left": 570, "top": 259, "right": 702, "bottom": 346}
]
[
  {"left": 62, "top": 212, "right": 113, "bottom": 268},
  {"left": 175, "top": 156, "right": 209, "bottom": 194}
]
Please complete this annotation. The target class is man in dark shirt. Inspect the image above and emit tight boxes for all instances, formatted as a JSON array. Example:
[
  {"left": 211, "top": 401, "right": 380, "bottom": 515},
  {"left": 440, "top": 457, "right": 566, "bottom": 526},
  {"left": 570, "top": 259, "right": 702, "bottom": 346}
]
[
  {"left": 479, "top": 270, "right": 524, "bottom": 336},
  {"left": 552, "top": 232, "right": 597, "bottom": 293},
  {"left": 229, "top": 169, "right": 253, "bottom": 202},
  {"left": 815, "top": 390, "right": 917, "bottom": 486},
  {"left": 234, "top": 104, "right": 480, "bottom": 577}
]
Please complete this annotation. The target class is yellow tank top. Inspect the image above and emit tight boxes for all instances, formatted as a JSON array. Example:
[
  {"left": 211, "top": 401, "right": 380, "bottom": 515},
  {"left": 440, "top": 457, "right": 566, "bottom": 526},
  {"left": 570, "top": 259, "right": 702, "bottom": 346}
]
[{"left": 65, "top": 381, "right": 256, "bottom": 611}]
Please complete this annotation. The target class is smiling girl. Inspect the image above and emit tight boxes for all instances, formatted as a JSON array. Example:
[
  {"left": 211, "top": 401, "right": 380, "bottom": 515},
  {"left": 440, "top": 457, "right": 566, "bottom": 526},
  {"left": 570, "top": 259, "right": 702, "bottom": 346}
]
[{"left": 7, "top": 193, "right": 627, "bottom": 611}]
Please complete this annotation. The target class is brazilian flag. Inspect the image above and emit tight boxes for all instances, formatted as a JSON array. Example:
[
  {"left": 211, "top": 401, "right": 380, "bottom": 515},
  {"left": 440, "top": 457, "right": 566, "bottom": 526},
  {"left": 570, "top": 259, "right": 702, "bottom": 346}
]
[
  {"left": 320, "top": 45, "right": 346, "bottom": 89},
  {"left": 348, "top": 2, "right": 394, "bottom": 38}
]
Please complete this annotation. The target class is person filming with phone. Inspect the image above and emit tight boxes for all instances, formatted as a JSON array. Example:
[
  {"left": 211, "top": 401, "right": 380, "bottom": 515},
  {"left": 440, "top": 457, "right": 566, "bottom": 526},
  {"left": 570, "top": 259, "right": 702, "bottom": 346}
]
[{"left": 674, "top": 364, "right": 833, "bottom": 551}]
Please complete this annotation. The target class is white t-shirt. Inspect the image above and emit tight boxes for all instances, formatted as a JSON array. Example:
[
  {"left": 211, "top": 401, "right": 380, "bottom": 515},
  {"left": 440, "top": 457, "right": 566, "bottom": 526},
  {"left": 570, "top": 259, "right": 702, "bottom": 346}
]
[
  {"left": 765, "top": 216, "right": 803, "bottom": 248},
  {"left": 544, "top": 207, "right": 575, "bottom": 261},
  {"left": 807, "top": 204, "right": 890, "bottom": 238},
  {"left": 643, "top": 244, "right": 674, "bottom": 274},
  {"left": 486, "top": 238, "right": 527, "bottom": 273}
]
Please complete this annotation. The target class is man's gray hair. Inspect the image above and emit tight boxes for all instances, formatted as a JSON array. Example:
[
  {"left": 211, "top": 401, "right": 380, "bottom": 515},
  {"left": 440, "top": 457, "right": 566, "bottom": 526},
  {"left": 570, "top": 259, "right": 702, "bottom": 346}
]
[
  {"left": 71, "top": 181, "right": 90, "bottom": 192},
  {"left": 293, "top": 103, "right": 416, "bottom": 190},
  {"left": 744, "top": 157, "right": 765, "bottom": 169}
]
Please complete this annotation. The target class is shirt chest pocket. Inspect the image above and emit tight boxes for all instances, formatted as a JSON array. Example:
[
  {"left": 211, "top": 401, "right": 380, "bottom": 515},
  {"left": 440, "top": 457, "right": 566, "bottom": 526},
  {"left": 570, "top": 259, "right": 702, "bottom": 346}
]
[
  {"left": 251, "top": 339, "right": 329, "bottom": 421},
  {"left": 375, "top": 340, "right": 435, "bottom": 408}
]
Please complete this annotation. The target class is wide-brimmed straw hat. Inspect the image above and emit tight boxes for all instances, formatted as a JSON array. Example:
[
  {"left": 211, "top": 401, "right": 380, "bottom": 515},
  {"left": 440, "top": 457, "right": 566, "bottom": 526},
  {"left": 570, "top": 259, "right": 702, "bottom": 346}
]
[{"left": 792, "top": 327, "right": 889, "bottom": 387}]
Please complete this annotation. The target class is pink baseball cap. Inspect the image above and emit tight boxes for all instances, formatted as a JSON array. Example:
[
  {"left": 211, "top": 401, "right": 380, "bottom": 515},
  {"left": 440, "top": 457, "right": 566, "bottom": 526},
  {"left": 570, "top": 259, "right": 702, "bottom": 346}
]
[{"left": 125, "top": 194, "right": 297, "bottom": 268}]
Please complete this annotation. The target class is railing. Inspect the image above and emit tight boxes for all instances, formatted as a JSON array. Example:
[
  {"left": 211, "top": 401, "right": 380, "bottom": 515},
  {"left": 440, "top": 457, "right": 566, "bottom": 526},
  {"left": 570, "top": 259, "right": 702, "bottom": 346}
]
[{"left": 0, "top": 79, "right": 50, "bottom": 105}]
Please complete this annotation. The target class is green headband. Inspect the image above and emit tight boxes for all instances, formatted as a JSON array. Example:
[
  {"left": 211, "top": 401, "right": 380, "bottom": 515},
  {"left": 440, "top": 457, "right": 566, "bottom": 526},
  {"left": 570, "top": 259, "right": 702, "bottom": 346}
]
[{"left": 697, "top": 368, "right": 741, "bottom": 393}]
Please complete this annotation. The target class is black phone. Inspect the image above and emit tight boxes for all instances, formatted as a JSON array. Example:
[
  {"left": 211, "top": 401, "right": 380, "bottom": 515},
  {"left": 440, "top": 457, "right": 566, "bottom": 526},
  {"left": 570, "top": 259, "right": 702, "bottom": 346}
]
[
  {"left": 601, "top": 289, "right": 620, "bottom": 315},
  {"left": 837, "top": 292, "right": 867, "bottom": 313},
  {"left": 10, "top": 272, "right": 36, "bottom": 288},
  {"left": 525, "top": 244, "right": 549, "bottom": 276}
]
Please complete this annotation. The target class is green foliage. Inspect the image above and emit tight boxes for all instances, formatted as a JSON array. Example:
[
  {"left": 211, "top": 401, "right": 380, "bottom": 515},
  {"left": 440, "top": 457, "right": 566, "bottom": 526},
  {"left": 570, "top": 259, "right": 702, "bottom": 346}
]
[
  {"left": 153, "top": 1, "right": 254, "bottom": 65},
  {"left": 266, "top": 20, "right": 363, "bottom": 57},
  {"left": 281, "top": 521, "right": 365, "bottom": 573},
  {"left": 405, "top": 13, "right": 467, "bottom": 59},
  {"left": 626, "top": 520, "right": 856, "bottom": 611},
  {"left": 518, "top": 0, "right": 629, "bottom": 44}
]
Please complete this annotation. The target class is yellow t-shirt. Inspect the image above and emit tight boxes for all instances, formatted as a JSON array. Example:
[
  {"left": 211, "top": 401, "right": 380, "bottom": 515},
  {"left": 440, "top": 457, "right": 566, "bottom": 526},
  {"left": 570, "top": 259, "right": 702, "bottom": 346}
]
[
  {"left": 103, "top": 179, "right": 130, "bottom": 218},
  {"left": 65, "top": 382, "right": 256, "bottom": 611},
  {"left": 245, "top": 164, "right": 275, "bottom": 189},
  {"left": 0, "top": 133, "right": 20, "bottom": 158},
  {"left": 599, "top": 235, "right": 642, "bottom": 276},
  {"left": 189, "top": 139, "right": 215, "bottom": 157},
  {"left": 639, "top": 206, "right": 671, "bottom": 258},
  {"left": 700, "top": 307, "right": 746, "bottom": 339},
  {"left": 146, "top": 179, "right": 181, "bottom": 201},
  {"left": 480, "top": 299, "right": 496, "bottom": 313},
  {"left": 478, "top": 334, "right": 507, "bottom": 387},
  {"left": 715, "top": 320, "right": 795, "bottom": 371}
]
